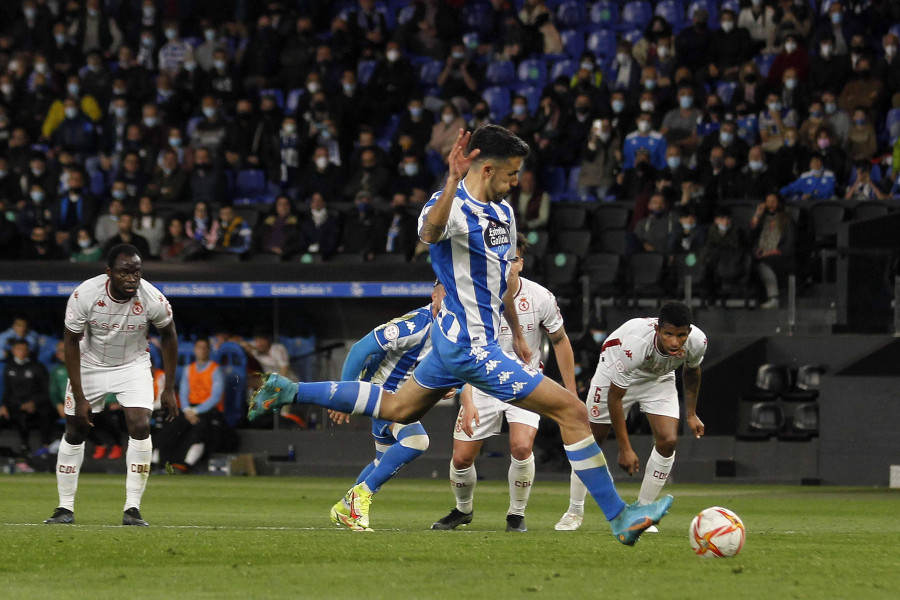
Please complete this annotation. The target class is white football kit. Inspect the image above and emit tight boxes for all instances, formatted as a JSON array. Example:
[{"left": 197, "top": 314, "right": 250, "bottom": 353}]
[
  {"left": 63, "top": 275, "right": 173, "bottom": 414},
  {"left": 586, "top": 317, "right": 706, "bottom": 424},
  {"left": 454, "top": 277, "right": 564, "bottom": 440}
]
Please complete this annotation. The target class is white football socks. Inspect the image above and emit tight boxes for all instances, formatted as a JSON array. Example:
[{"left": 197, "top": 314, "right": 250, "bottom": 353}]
[
  {"left": 638, "top": 447, "right": 675, "bottom": 505},
  {"left": 450, "top": 463, "right": 476, "bottom": 514},
  {"left": 124, "top": 437, "right": 153, "bottom": 511},
  {"left": 184, "top": 443, "right": 205, "bottom": 467},
  {"left": 507, "top": 454, "right": 535, "bottom": 516},
  {"left": 566, "top": 468, "right": 588, "bottom": 516},
  {"left": 56, "top": 438, "right": 85, "bottom": 511}
]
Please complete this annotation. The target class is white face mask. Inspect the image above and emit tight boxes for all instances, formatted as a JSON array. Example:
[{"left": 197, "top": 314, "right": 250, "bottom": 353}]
[
  {"left": 283, "top": 124, "right": 296, "bottom": 135},
  {"left": 637, "top": 120, "right": 650, "bottom": 133},
  {"left": 784, "top": 78, "right": 797, "bottom": 90},
  {"left": 314, "top": 156, "right": 328, "bottom": 170},
  {"left": 820, "top": 44, "right": 833, "bottom": 58},
  {"left": 307, "top": 82, "right": 321, "bottom": 94},
  {"left": 213, "top": 59, "right": 226, "bottom": 70},
  {"left": 784, "top": 41, "right": 797, "bottom": 54},
  {"left": 0, "top": 84, "right": 13, "bottom": 95},
  {"left": 886, "top": 45, "right": 897, "bottom": 58},
  {"left": 442, "top": 113, "right": 454, "bottom": 125},
  {"left": 34, "top": 62, "right": 48, "bottom": 74},
  {"left": 202, "top": 107, "right": 217, "bottom": 119},
  {"left": 721, "top": 21, "right": 734, "bottom": 33},
  {"left": 64, "top": 107, "right": 78, "bottom": 119},
  {"left": 205, "top": 30, "right": 216, "bottom": 42},
  {"left": 386, "top": 49, "right": 400, "bottom": 62},
  {"left": 184, "top": 61, "right": 197, "bottom": 72},
  {"left": 640, "top": 100, "right": 654, "bottom": 112},
  {"left": 580, "top": 61, "right": 593, "bottom": 71},
  {"left": 165, "top": 29, "right": 177, "bottom": 40},
  {"left": 657, "top": 45, "right": 669, "bottom": 58},
  {"left": 402, "top": 163, "right": 419, "bottom": 176},
  {"left": 616, "top": 53, "right": 629, "bottom": 65},
  {"left": 598, "top": 131, "right": 610, "bottom": 142},
  {"left": 78, "top": 238, "right": 92, "bottom": 249}
]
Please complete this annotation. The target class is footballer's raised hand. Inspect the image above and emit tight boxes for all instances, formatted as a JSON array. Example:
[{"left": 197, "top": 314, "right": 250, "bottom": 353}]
[{"left": 447, "top": 129, "right": 480, "bottom": 182}]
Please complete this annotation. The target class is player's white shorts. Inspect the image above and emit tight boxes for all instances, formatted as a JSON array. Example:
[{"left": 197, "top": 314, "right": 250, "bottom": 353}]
[
  {"left": 586, "top": 370, "right": 679, "bottom": 424},
  {"left": 453, "top": 386, "right": 540, "bottom": 441},
  {"left": 64, "top": 361, "right": 154, "bottom": 415}
]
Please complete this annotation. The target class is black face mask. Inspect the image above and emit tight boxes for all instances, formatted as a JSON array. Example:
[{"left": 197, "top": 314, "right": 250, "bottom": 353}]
[
  {"left": 237, "top": 112, "right": 252, "bottom": 121},
  {"left": 744, "top": 74, "right": 757, "bottom": 84},
  {"left": 474, "top": 109, "right": 488, "bottom": 119},
  {"left": 857, "top": 69, "right": 871, "bottom": 78}
]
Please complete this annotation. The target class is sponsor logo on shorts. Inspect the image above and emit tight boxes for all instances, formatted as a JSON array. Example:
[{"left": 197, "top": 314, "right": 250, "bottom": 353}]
[
  {"left": 470, "top": 347, "right": 488, "bottom": 362},
  {"left": 97, "top": 300, "right": 106, "bottom": 307},
  {"left": 625, "top": 349, "right": 633, "bottom": 359},
  {"left": 484, "top": 359, "right": 500, "bottom": 373},
  {"left": 383, "top": 324, "right": 399, "bottom": 341},
  {"left": 498, "top": 371, "right": 512, "bottom": 383},
  {"left": 511, "top": 381, "right": 525, "bottom": 394},
  {"left": 522, "top": 364, "right": 538, "bottom": 376}
]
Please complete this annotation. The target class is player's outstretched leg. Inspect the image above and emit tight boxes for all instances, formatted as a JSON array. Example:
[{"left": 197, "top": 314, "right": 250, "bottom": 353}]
[
  {"left": 249, "top": 375, "right": 383, "bottom": 421},
  {"left": 609, "top": 496, "right": 673, "bottom": 546}
]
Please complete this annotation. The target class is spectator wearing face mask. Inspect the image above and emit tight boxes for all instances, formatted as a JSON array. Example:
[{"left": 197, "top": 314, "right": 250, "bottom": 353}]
[
  {"left": 391, "top": 153, "right": 431, "bottom": 198},
  {"left": 211, "top": 205, "right": 252, "bottom": 255},
  {"left": 191, "top": 96, "right": 228, "bottom": 159},
  {"left": 759, "top": 92, "right": 798, "bottom": 153},
  {"left": 666, "top": 207, "right": 705, "bottom": 262},
  {"left": 298, "top": 146, "right": 343, "bottom": 203},
  {"left": 368, "top": 41, "right": 418, "bottom": 121},
  {"left": 189, "top": 147, "right": 228, "bottom": 206},
  {"left": 633, "top": 191, "right": 676, "bottom": 255},
  {"left": 94, "top": 197, "right": 125, "bottom": 246},
  {"left": 16, "top": 182, "right": 53, "bottom": 238},
  {"left": 577, "top": 118, "right": 620, "bottom": 200},
  {"left": 624, "top": 112, "right": 667, "bottom": 171},
  {"left": 571, "top": 318, "right": 609, "bottom": 397},
  {"left": 701, "top": 206, "right": 749, "bottom": 298},
  {"left": 874, "top": 33, "right": 900, "bottom": 99},
  {"left": 839, "top": 57, "right": 884, "bottom": 124},
  {"left": 342, "top": 147, "right": 390, "bottom": 202},
  {"left": 811, "top": 126, "right": 848, "bottom": 183},
  {"left": 808, "top": 33, "right": 852, "bottom": 97},
  {"left": 437, "top": 42, "right": 481, "bottom": 109},
  {"left": 779, "top": 155, "right": 835, "bottom": 202},
  {"left": 67, "top": 0, "right": 123, "bottom": 57},
  {"left": 738, "top": 0, "right": 778, "bottom": 55},
  {"left": 70, "top": 226, "right": 102, "bottom": 262},
  {"left": 41, "top": 75, "right": 102, "bottom": 140},
  {"left": 844, "top": 108, "right": 877, "bottom": 162},
  {"left": 428, "top": 103, "right": 467, "bottom": 165},
  {"left": 297, "top": 192, "right": 340, "bottom": 259},
  {"left": 707, "top": 10, "right": 752, "bottom": 83},
  {"left": 767, "top": 33, "right": 810, "bottom": 88},
  {"left": 737, "top": 146, "right": 774, "bottom": 202}
]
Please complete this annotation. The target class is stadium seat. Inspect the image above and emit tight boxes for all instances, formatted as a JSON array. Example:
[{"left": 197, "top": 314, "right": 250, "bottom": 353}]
[
  {"left": 716, "top": 81, "right": 738, "bottom": 107},
  {"left": 748, "top": 401, "right": 784, "bottom": 435},
  {"left": 234, "top": 169, "right": 268, "bottom": 201},
  {"left": 791, "top": 402, "right": 819, "bottom": 435},
  {"left": 736, "top": 114, "right": 759, "bottom": 144},
  {"left": 556, "top": 1, "right": 587, "bottom": 29},
  {"left": 722, "top": 0, "right": 741, "bottom": 13},
  {"left": 559, "top": 30, "right": 585, "bottom": 60},
  {"left": 148, "top": 342, "right": 162, "bottom": 368},
  {"left": 891, "top": 24, "right": 900, "bottom": 40},
  {"left": 672, "top": 252, "right": 709, "bottom": 304},
  {"left": 549, "top": 204, "right": 587, "bottom": 233},
  {"left": 745, "top": 363, "right": 792, "bottom": 402},
  {"left": 852, "top": 202, "right": 890, "bottom": 221},
  {"left": 36, "top": 335, "right": 58, "bottom": 367},
  {"left": 285, "top": 88, "right": 305, "bottom": 113},
  {"left": 485, "top": 60, "right": 516, "bottom": 87},
  {"left": 591, "top": 204, "right": 629, "bottom": 233},
  {"left": 517, "top": 58, "right": 547, "bottom": 88},
  {"left": 175, "top": 341, "right": 196, "bottom": 387},
  {"left": 357, "top": 60, "right": 378, "bottom": 86},
  {"left": 463, "top": 1, "right": 494, "bottom": 36},
  {"left": 622, "top": 28, "right": 643, "bottom": 46},
  {"left": 280, "top": 335, "right": 317, "bottom": 383},
  {"left": 582, "top": 252, "right": 622, "bottom": 298},
  {"left": 589, "top": 1, "right": 619, "bottom": 28},
  {"left": 234, "top": 207, "right": 260, "bottom": 228},
  {"left": 723, "top": 201, "right": 758, "bottom": 234},
  {"left": 754, "top": 54, "right": 775, "bottom": 78},
  {"left": 550, "top": 58, "right": 578, "bottom": 80},
  {"left": 482, "top": 86, "right": 511, "bottom": 120},
  {"left": 397, "top": 4, "right": 417, "bottom": 25},
  {"left": 212, "top": 341, "right": 248, "bottom": 427},
  {"left": 810, "top": 201, "right": 846, "bottom": 280},
  {"left": 620, "top": 1, "right": 652, "bottom": 31},
  {"left": 885, "top": 108, "right": 900, "bottom": 142},
  {"left": 655, "top": 0, "right": 685, "bottom": 28},
  {"left": 566, "top": 166, "right": 581, "bottom": 193},
  {"left": 418, "top": 60, "right": 443, "bottom": 88},
  {"left": 542, "top": 253, "right": 581, "bottom": 296},
  {"left": 586, "top": 29, "right": 617, "bottom": 60},
  {"left": 518, "top": 85, "right": 543, "bottom": 115},
  {"left": 597, "top": 229, "right": 630, "bottom": 255},
  {"left": 542, "top": 166, "right": 568, "bottom": 197},
  {"left": 185, "top": 116, "right": 203, "bottom": 137},
  {"left": 553, "top": 229, "right": 591, "bottom": 255},
  {"left": 258, "top": 88, "right": 284, "bottom": 109},
  {"left": 627, "top": 252, "right": 666, "bottom": 305},
  {"left": 525, "top": 230, "right": 549, "bottom": 259}
]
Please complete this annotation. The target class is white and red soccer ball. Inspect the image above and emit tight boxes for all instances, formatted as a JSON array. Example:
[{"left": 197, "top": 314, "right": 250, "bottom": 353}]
[{"left": 689, "top": 506, "right": 746, "bottom": 558}]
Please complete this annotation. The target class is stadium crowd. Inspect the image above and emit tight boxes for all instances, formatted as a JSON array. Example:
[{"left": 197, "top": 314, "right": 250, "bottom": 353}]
[{"left": 0, "top": 0, "right": 898, "bottom": 298}]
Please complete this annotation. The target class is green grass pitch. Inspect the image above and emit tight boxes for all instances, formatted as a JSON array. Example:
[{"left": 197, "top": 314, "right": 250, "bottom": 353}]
[{"left": 1, "top": 475, "right": 899, "bottom": 599}]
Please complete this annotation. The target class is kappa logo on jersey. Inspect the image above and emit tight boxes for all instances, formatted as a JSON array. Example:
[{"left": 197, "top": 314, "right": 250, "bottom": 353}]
[
  {"left": 97, "top": 300, "right": 106, "bottom": 307},
  {"left": 498, "top": 371, "right": 513, "bottom": 383},
  {"left": 73, "top": 291, "right": 79, "bottom": 298},
  {"left": 518, "top": 298, "right": 530, "bottom": 312},
  {"left": 470, "top": 347, "right": 488, "bottom": 361},
  {"left": 329, "top": 381, "right": 339, "bottom": 399},
  {"left": 132, "top": 301, "right": 143, "bottom": 315},
  {"left": 383, "top": 324, "right": 400, "bottom": 341},
  {"left": 625, "top": 349, "right": 633, "bottom": 359},
  {"left": 484, "top": 359, "right": 500, "bottom": 373},
  {"left": 405, "top": 321, "right": 417, "bottom": 333},
  {"left": 483, "top": 218, "right": 511, "bottom": 256}
]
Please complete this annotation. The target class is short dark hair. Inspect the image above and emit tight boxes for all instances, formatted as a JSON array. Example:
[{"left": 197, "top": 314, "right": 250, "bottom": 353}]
[
  {"left": 516, "top": 232, "right": 529, "bottom": 255},
  {"left": 468, "top": 125, "right": 530, "bottom": 163},
  {"left": 658, "top": 301, "right": 692, "bottom": 328},
  {"left": 107, "top": 244, "right": 141, "bottom": 268}
]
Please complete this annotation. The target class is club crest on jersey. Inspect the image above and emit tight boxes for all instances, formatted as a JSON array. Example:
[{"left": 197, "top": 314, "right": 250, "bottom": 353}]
[
  {"left": 132, "top": 301, "right": 143, "bottom": 315},
  {"left": 383, "top": 324, "right": 399, "bottom": 341},
  {"left": 518, "top": 298, "right": 530, "bottom": 311},
  {"left": 483, "top": 219, "right": 511, "bottom": 256}
]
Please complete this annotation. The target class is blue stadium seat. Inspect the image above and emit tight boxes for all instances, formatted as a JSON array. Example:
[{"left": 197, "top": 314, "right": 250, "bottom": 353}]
[
  {"left": 655, "top": 0, "right": 685, "bottom": 27},
  {"left": 234, "top": 169, "right": 267, "bottom": 200},
  {"left": 285, "top": 88, "right": 305, "bottom": 113},
  {"left": 419, "top": 60, "right": 443, "bottom": 88},
  {"left": 517, "top": 58, "right": 548, "bottom": 87},
  {"left": 754, "top": 54, "right": 775, "bottom": 77},
  {"left": 398, "top": 4, "right": 417, "bottom": 26},
  {"left": 891, "top": 24, "right": 900, "bottom": 40},
  {"left": 148, "top": 341, "right": 162, "bottom": 368},
  {"left": 541, "top": 166, "right": 568, "bottom": 197},
  {"left": 567, "top": 166, "right": 581, "bottom": 193},
  {"left": 620, "top": 1, "right": 652, "bottom": 31},
  {"left": 212, "top": 341, "right": 248, "bottom": 427},
  {"left": 37, "top": 335, "right": 58, "bottom": 367},
  {"left": 550, "top": 58, "right": 578, "bottom": 80},
  {"left": 560, "top": 29, "right": 585, "bottom": 59},
  {"left": 89, "top": 170, "right": 107, "bottom": 197},
  {"left": 279, "top": 335, "right": 317, "bottom": 383},
  {"left": 186, "top": 116, "right": 203, "bottom": 137},
  {"left": 518, "top": 86, "right": 543, "bottom": 114},
  {"left": 886, "top": 108, "right": 900, "bottom": 142},
  {"left": 375, "top": 1, "right": 396, "bottom": 32},
  {"left": 258, "top": 88, "right": 284, "bottom": 109},
  {"left": 716, "top": 81, "right": 738, "bottom": 106},
  {"left": 357, "top": 60, "right": 378, "bottom": 86},
  {"left": 722, "top": 0, "right": 741, "bottom": 13},
  {"left": 175, "top": 340, "right": 196, "bottom": 388},
  {"left": 622, "top": 28, "right": 643, "bottom": 46},
  {"left": 589, "top": 1, "right": 619, "bottom": 28},
  {"left": 587, "top": 29, "right": 617, "bottom": 59},
  {"left": 482, "top": 86, "right": 512, "bottom": 120},
  {"left": 485, "top": 60, "right": 516, "bottom": 86},
  {"left": 696, "top": 120, "right": 721, "bottom": 138},
  {"left": 556, "top": 1, "right": 587, "bottom": 29}
]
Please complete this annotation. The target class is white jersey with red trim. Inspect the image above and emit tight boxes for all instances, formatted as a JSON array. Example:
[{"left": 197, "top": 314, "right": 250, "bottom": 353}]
[
  {"left": 64, "top": 274, "right": 173, "bottom": 368},
  {"left": 496, "top": 276, "right": 564, "bottom": 370},
  {"left": 596, "top": 317, "right": 706, "bottom": 388}
]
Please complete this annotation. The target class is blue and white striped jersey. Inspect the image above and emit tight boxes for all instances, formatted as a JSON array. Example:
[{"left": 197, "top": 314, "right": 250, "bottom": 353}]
[
  {"left": 362, "top": 305, "right": 435, "bottom": 392},
  {"left": 418, "top": 180, "right": 516, "bottom": 347}
]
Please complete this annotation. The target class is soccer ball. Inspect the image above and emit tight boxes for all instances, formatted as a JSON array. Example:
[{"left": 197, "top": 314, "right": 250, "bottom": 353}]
[{"left": 689, "top": 506, "right": 745, "bottom": 558}]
